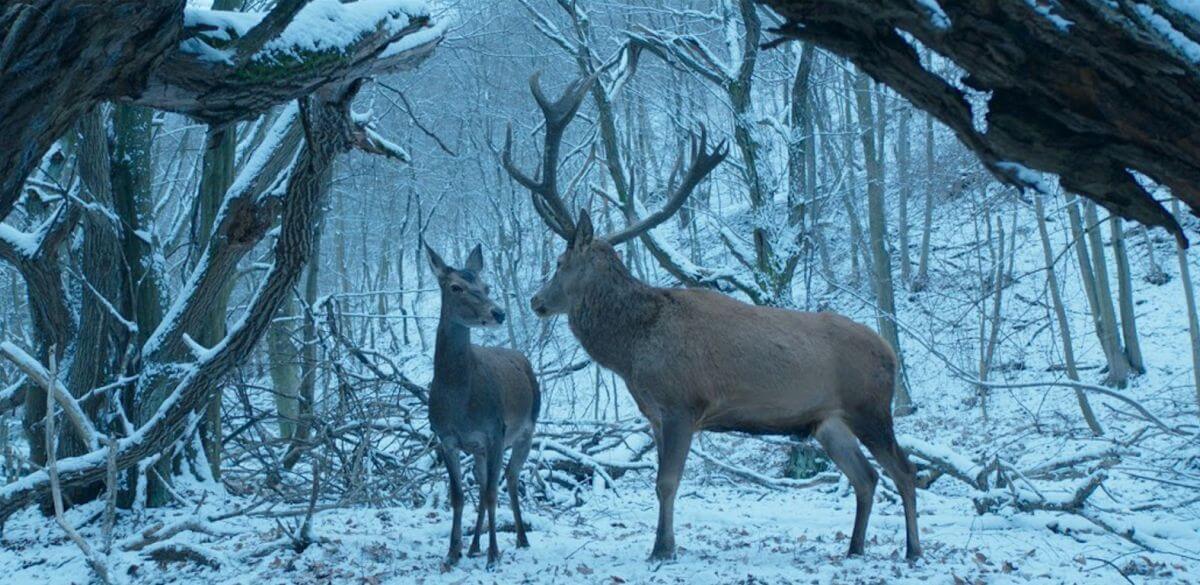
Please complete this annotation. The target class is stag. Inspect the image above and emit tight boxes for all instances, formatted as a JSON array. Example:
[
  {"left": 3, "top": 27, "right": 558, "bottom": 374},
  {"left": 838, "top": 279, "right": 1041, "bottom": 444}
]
[
  {"left": 502, "top": 75, "right": 921, "bottom": 561},
  {"left": 426, "top": 244, "right": 540, "bottom": 569}
]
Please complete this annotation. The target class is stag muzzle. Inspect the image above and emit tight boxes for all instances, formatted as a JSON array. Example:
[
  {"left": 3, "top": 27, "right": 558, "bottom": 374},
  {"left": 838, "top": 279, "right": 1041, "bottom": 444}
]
[{"left": 530, "top": 294, "right": 548, "bottom": 317}]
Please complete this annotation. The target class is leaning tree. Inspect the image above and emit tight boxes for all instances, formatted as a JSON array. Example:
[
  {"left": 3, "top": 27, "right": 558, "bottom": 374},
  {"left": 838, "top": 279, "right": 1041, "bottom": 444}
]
[
  {"left": 761, "top": 0, "right": 1200, "bottom": 245},
  {"left": 0, "top": 0, "right": 442, "bottom": 522}
]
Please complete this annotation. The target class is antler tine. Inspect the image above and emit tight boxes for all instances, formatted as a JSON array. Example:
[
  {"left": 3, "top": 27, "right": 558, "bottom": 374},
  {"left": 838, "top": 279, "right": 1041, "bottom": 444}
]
[
  {"left": 502, "top": 72, "right": 602, "bottom": 241},
  {"left": 605, "top": 124, "right": 728, "bottom": 246},
  {"left": 530, "top": 71, "right": 597, "bottom": 129},
  {"left": 501, "top": 123, "right": 539, "bottom": 192}
]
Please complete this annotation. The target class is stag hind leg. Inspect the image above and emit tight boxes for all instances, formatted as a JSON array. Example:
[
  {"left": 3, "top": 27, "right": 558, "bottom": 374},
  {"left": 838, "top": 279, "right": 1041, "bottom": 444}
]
[
  {"left": 505, "top": 434, "right": 534, "bottom": 548},
  {"left": 814, "top": 417, "right": 877, "bottom": 557},
  {"left": 861, "top": 426, "right": 923, "bottom": 560}
]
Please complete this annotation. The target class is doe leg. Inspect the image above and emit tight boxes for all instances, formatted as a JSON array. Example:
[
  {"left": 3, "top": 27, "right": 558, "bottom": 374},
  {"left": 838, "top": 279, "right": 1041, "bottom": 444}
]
[
  {"left": 506, "top": 434, "right": 534, "bottom": 548},
  {"left": 484, "top": 442, "right": 504, "bottom": 569},
  {"left": 649, "top": 417, "right": 693, "bottom": 561},
  {"left": 439, "top": 445, "right": 465, "bottom": 567},
  {"left": 814, "top": 418, "right": 878, "bottom": 556},
  {"left": 467, "top": 455, "right": 487, "bottom": 557}
]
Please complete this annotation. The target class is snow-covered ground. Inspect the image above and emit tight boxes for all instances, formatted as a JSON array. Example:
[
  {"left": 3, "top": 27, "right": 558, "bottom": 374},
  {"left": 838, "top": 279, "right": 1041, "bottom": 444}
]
[
  {"left": 4, "top": 191, "right": 1200, "bottom": 584},
  {"left": 2, "top": 469, "right": 1190, "bottom": 584}
]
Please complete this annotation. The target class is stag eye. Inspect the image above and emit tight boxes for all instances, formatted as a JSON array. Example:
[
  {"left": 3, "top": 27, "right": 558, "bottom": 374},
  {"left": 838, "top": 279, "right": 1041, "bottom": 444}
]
[{"left": 450, "top": 284, "right": 463, "bottom": 293}]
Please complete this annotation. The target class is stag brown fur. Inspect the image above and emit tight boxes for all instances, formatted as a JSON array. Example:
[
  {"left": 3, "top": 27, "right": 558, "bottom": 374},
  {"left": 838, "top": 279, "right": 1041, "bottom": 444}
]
[
  {"left": 427, "top": 244, "right": 540, "bottom": 569},
  {"left": 506, "top": 73, "right": 920, "bottom": 563},
  {"left": 531, "top": 213, "right": 921, "bottom": 562}
]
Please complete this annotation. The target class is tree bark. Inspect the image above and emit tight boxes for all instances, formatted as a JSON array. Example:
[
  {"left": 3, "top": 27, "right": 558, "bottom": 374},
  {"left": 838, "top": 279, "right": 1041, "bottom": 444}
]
[
  {"left": 764, "top": 0, "right": 1200, "bottom": 244},
  {"left": 1035, "top": 193, "right": 1104, "bottom": 435},
  {"left": 0, "top": 85, "right": 365, "bottom": 525},
  {"left": 854, "top": 70, "right": 913, "bottom": 415}
]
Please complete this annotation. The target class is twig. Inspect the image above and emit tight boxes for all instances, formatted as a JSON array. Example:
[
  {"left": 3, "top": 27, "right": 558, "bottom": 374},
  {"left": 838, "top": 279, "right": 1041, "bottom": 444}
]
[{"left": 44, "top": 349, "right": 111, "bottom": 584}]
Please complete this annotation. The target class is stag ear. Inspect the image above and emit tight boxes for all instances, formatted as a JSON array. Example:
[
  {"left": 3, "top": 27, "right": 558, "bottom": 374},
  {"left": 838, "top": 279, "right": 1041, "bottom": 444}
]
[
  {"left": 425, "top": 244, "right": 450, "bottom": 277},
  {"left": 573, "top": 209, "right": 594, "bottom": 249},
  {"left": 465, "top": 244, "right": 484, "bottom": 274}
]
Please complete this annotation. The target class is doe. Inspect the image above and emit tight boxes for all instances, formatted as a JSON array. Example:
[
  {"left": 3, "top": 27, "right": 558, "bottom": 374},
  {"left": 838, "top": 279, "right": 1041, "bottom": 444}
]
[{"left": 427, "top": 244, "right": 540, "bottom": 569}]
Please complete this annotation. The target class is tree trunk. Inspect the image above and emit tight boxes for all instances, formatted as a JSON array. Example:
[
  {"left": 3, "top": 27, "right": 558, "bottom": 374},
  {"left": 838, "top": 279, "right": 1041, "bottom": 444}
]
[
  {"left": 1034, "top": 193, "right": 1103, "bottom": 435},
  {"left": 896, "top": 105, "right": 912, "bottom": 284},
  {"left": 194, "top": 125, "right": 238, "bottom": 485},
  {"left": 1109, "top": 215, "right": 1145, "bottom": 373},
  {"left": 1082, "top": 200, "right": 1132, "bottom": 387},
  {"left": 854, "top": 70, "right": 913, "bottom": 415},
  {"left": 1064, "top": 194, "right": 1130, "bottom": 388},
  {"left": 1171, "top": 200, "right": 1200, "bottom": 419},
  {"left": 913, "top": 105, "right": 935, "bottom": 291},
  {"left": 0, "top": 87, "right": 364, "bottom": 524}
]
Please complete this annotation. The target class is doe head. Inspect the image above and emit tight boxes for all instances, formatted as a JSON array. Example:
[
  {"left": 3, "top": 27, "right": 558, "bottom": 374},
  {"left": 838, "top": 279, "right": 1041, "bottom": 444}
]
[{"left": 427, "top": 243, "right": 506, "bottom": 328}]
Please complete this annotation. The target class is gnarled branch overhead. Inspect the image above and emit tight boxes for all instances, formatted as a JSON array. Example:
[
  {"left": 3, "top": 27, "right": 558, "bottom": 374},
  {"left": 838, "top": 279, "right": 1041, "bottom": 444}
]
[
  {"left": 137, "top": 1, "right": 443, "bottom": 123},
  {"left": 0, "top": 0, "right": 443, "bottom": 223},
  {"left": 761, "top": 0, "right": 1200, "bottom": 246}
]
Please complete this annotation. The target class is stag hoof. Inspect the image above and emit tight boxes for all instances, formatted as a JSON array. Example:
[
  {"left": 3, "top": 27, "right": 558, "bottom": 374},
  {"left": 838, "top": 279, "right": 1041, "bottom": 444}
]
[
  {"left": 486, "top": 550, "right": 501, "bottom": 571},
  {"left": 906, "top": 545, "right": 923, "bottom": 562},
  {"left": 441, "top": 552, "right": 461, "bottom": 572},
  {"left": 467, "top": 541, "right": 482, "bottom": 557},
  {"left": 648, "top": 546, "right": 676, "bottom": 562}
]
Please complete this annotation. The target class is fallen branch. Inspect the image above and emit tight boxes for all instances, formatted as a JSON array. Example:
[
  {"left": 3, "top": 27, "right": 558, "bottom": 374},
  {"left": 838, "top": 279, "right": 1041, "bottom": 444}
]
[
  {"left": 122, "top": 519, "right": 227, "bottom": 552},
  {"left": 1, "top": 341, "right": 101, "bottom": 450},
  {"left": 44, "top": 352, "right": 111, "bottom": 584}
]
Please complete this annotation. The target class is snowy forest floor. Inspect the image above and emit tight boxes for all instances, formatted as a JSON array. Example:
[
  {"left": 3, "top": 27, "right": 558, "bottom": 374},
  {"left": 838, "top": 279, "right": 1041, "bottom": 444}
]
[
  {"left": 5, "top": 203, "right": 1200, "bottom": 584},
  {"left": 2, "top": 466, "right": 1193, "bottom": 585}
]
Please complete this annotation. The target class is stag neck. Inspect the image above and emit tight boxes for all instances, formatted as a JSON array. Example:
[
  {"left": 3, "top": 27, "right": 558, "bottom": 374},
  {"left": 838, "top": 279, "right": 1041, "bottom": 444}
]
[
  {"left": 433, "top": 301, "right": 475, "bottom": 383},
  {"left": 567, "top": 257, "right": 661, "bottom": 373}
]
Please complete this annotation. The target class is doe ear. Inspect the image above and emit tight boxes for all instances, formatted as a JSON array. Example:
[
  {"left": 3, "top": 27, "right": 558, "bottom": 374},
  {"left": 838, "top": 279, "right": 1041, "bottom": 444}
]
[
  {"left": 425, "top": 243, "right": 450, "bottom": 277},
  {"left": 573, "top": 209, "right": 594, "bottom": 248},
  {"left": 465, "top": 244, "right": 484, "bottom": 273}
]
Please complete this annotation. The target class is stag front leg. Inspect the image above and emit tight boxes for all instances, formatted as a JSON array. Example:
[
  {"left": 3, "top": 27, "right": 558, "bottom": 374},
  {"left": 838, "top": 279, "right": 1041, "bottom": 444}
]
[
  {"left": 650, "top": 416, "right": 693, "bottom": 561},
  {"left": 439, "top": 445, "right": 465, "bottom": 568}
]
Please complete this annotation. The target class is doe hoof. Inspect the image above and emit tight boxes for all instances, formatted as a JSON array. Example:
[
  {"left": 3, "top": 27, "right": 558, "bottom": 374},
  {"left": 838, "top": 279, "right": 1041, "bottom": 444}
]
[
  {"left": 648, "top": 548, "right": 676, "bottom": 562},
  {"left": 466, "top": 548, "right": 482, "bottom": 558}
]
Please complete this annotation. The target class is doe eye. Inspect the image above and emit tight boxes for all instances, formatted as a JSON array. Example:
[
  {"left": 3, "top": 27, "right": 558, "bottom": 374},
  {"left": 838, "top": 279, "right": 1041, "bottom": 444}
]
[{"left": 450, "top": 284, "right": 463, "bottom": 293}]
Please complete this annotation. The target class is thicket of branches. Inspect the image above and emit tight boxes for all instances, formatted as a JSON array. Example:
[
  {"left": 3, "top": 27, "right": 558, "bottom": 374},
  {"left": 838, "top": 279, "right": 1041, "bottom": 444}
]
[{"left": 3, "top": 1, "right": 1200, "bottom": 580}]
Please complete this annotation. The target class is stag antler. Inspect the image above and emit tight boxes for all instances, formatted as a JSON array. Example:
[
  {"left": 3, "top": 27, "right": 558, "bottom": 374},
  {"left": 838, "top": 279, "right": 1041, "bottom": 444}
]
[
  {"left": 501, "top": 72, "right": 596, "bottom": 239},
  {"left": 503, "top": 72, "right": 727, "bottom": 244},
  {"left": 605, "top": 125, "right": 726, "bottom": 245}
]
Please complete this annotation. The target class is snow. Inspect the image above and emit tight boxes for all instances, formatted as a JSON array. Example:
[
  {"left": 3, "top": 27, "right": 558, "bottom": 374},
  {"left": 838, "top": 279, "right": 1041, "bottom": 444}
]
[
  {"left": 0, "top": 222, "right": 39, "bottom": 258},
  {"left": 915, "top": 0, "right": 951, "bottom": 31},
  {"left": 1024, "top": 0, "right": 1074, "bottom": 32},
  {"left": 181, "top": 0, "right": 432, "bottom": 64},
  {"left": 1135, "top": 3, "right": 1200, "bottom": 63},
  {"left": 996, "top": 161, "right": 1057, "bottom": 194},
  {"left": 1168, "top": 0, "right": 1200, "bottom": 22},
  {"left": 379, "top": 16, "right": 447, "bottom": 60}
]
